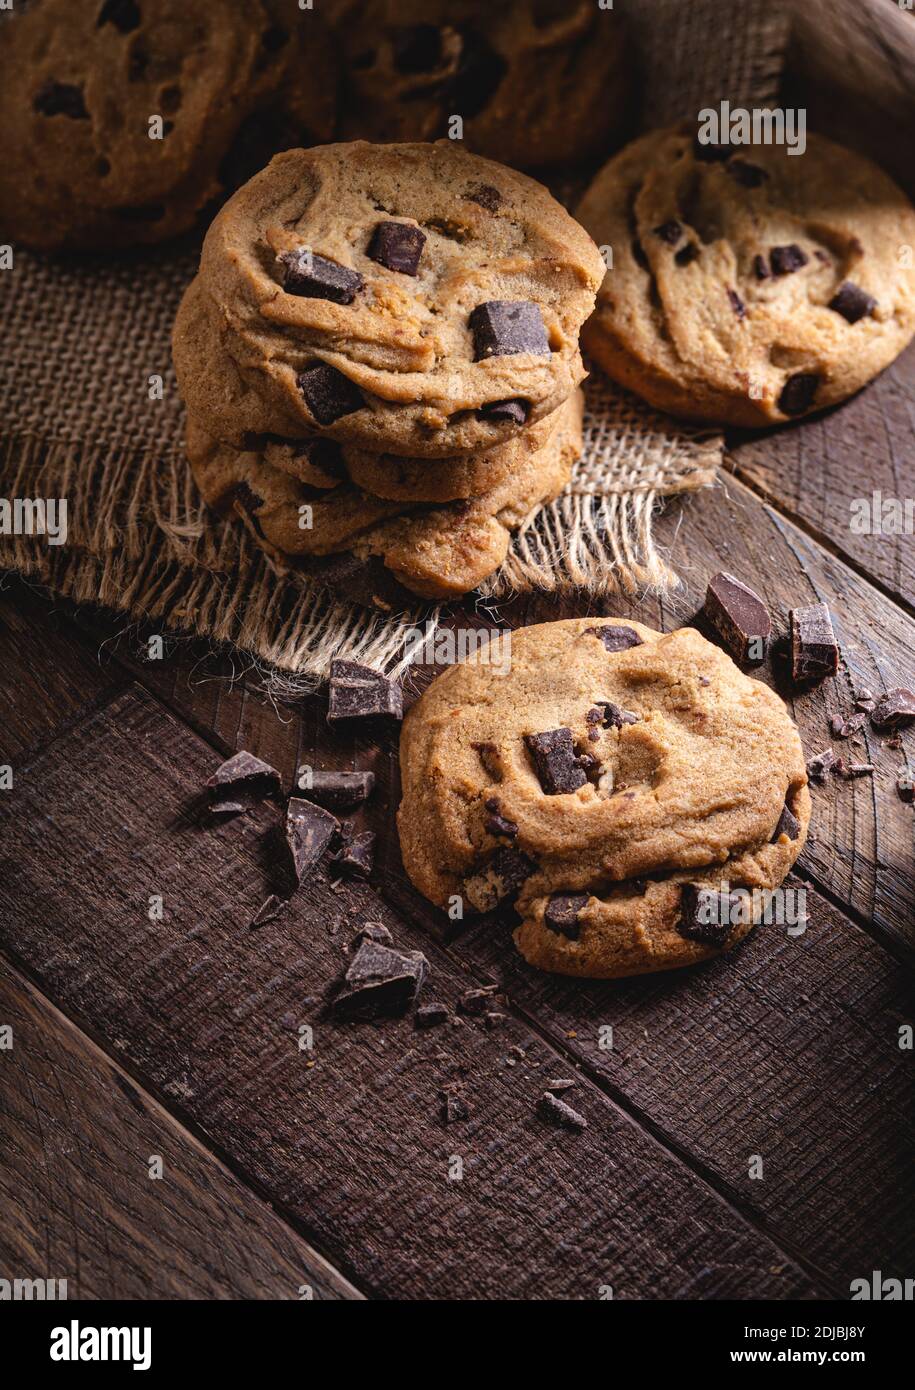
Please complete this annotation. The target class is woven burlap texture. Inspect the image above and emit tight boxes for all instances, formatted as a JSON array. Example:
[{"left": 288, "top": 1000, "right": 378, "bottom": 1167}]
[{"left": 0, "top": 0, "right": 788, "bottom": 678}]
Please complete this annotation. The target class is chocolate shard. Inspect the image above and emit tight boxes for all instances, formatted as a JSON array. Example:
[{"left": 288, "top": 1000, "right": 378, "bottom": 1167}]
[
  {"left": 34, "top": 82, "right": 89, "bottom": 119},
  {"left": 525, "top": 728, "right": 587, "bottom": 796},
  {"left": 476, "top": 398, "right": 529, "bottom": 425},
  {"left": 597, "top": 702, "right": 639, "bottom": 729},
  {"left": 484, "top": 797, "right": 518, "bottom": 839},
  {"left": 753, "top": 253, "right": 770, "bottom": 281},
  {"left": 834, "top": 759, "right": 875, "bottom": 780},
  {"left": 770, "top": 243, "right": 809, "bottom": 276},
  {"left": 896, "top": 769, "right": 915, "bottom": 803},
  {"left": 770, "top": 801, "right": 800, "bottom": 843},
  {"left": 300, "top": 769, "right": 375, "bottom": 811},
  {"left": 587, "top": 624, "right": 644, "bottom": 653},
  {"left": 464, "top": 183, "right": 503, "bottom": 212},
  {"left": 726, "top": 159, "right": 768, "bottom": 188},
  {"left": 333, "top": 829, "right": 375, "bottom": 879},
  {"left": 677, "top": 884, "right": 735, "bottom": 948},
  {"left": 537, "top": 1092, "right": 587, "bottom": 1132},
  {"left": 778, "top": 372, "right": 820, "bottom": 417},
  {"left": 790, "top": 603, "right": 839, "bottom": 684},
  {"left": 206, "top": 751, "right": 283, "bottom": 811},
  {"left": 297, "top": 363, "right": 365, "bottom": 425},
  {"left": 652, "top": 219, "right": 682, "bottom": 245},
  {"left": 703, "top": 571, "right": 771, "bottom": 666},
  {"left": 250, "top": 894, "right": 286, "bottom": 929},
  {"left": 285, "top": 797, "right": 339, "bottom": 886},
  {"left": 544, "top": 892, "right": 589, "bottom": 940},
  {"left": 415, "top": 1002, "right": 449, "bottom": 1029},
  {"left": 367, "top": 221, "right": 426, "bottom": 276},
  {"left": 854, "top": 687, "right": 876, "bottom": 710},
  {"left": 353, "top": 922, "right": 392, "bottom": 946},
  {"left": 439, "top": 1092, "right": 470, "bottom": 1125},
  {"left": 463, "top": 846, "right": 536, "bottom": 913},
  {"left": 870, "top": 687, "right": 915, "bottom": 730},
  {"left": 327, "top": 660, "right": 403, "bottom": 723},
  {"left": 332, "top": 940, "right": 428, "bottom": 1020},
  {"left": 806, "top": 749, "right": 836, "bottom": 781},
  {"left": 458, "top": 986, "right": 498, "bottom": 1016},
  {"left": 279, "top": 248, "right": 364, "bottom": 304},
  {"left": 829, "top": 282, "right": 877, "bottom": 325},
  {"left": 469, "top": 300, "right": 549, "bottom": 360}
]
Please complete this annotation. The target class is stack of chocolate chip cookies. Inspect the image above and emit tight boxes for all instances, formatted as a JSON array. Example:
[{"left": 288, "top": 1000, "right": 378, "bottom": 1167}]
[{"left": 172, "top": 140, "right": 606, "bottom": 600}]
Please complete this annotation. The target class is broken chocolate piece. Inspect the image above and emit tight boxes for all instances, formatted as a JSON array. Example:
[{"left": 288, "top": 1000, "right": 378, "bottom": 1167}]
[
  {"left": 296, "top": 364, "right": 364, "bottom": 425},
  {"left": 250, "top": 894, "right": 286, "bottom": 929},
  {"left": 463, "top": 846, "right": 535, "bottom": 913},
  {"left": 439, "top": 1092, "right": 469, "bottom": 1125},
  {"left": 484, "top": 797, "right": 518, "bottom": 839},
  {"left": 870, "top": 687, "right": 915, "bottom": 730},
  {"left": 285, "top": 797, "right": 339, "bottom": 886},
  {"left": 770, "top": 802, "right": 800, "bottom": 843},
  {"left": 830, "top": 712, "right": 867, "bottom": 739},
  {"left": 476, "top": 398, "right": 529, "bottom": 425},
  {"left": 537, "top": 1092, "right": 587, "bottom": 1131},
  {"left": 544, "top": 893, "right": 589, "bottom": 940},
  {"left": 587, "top": 624, "right": 643, "bottom": 653},
  {"left": 333, "top": 829, "right": 375, "bottom": 879},
  {"left": 753, "top": 253, "right": 770, "bottom": 281},
  {"left": 327, "top": 660, "right": 403, "bottom": 723},
  {"left": 97, "top": 0, "right": 141, "bottom": 32},
  {"left": 854, "top": 687, "right": 876, "bottom": 711},
  {"left": 206, "top": 751, "right": 282, "bottom": 811},
  {"left": 834, "top": 759, "right": 875, "bottom": 780},
  {"left": 415, "top": 1002, "right": 448, "bottom": 1028},
  {"left": 770, "top": 243, "right": 808, "bottom": 276},
  {"left": 677, "top": 884, "right": 734, "bottom": 948},
  {"left": 458, "top": 986, "right": 498, "bottom": 1016},
  {"left": 896, "top": 769, "right": 915, "bottom": 803},
  {"left": 367, "top": 221, "right": 426, "bottom": 276},
  {"left": 675, "top": 243, "right": 699, "bottom": 267},
  {"left": 829, "top": 282, "right": 877, "bottom": 325},
  {"left": 469, "top": 301, "right": 549, "bottom": 360},
  {"left": 301, "top": 770, "right": 375, "bottom": 812},
  {"left": 806, "top": 749, "right": 836, "bottom": 781},
  {"left": 525, "top": 728, "right": 587, "bottom": 796},
  {"left": 464, "top": 183, "right": 503, "bottom": 212},
  {"left": 726, "top": 159, "right": 768, "bottom": 188},
  {"left": 778, "top": 372, "right": 820, "bottom": 417},
  {"left": 653, "top": 219, "right": 682, "bottom": 245},
  {"left": 279, "top": 248, "right": 364, "bottom": 304},
  {"left": 790, "top": 603, "right": 839, "bottom": 684},
  {"left": 353, "top": 922, "right": 392, "bottom": 946},
  {"left": 34, "top": 82, "right": 88, "bottom": 119},
  {"left": 597, "top": 702, "right": 639, "bottom": 729},
  {"left": 703, "top": 571, "right": 771, "bottom": 666},
  {"left": 333, "top": 940, "right": 428, "bottom": 1020},
  {"left": 545, "top": 1078, "right": 577, "bottom": 1094}
]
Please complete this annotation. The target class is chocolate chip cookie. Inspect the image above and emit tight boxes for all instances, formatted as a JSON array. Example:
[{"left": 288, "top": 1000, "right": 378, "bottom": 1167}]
[
  {"left": 326, "top": 0, "right": 631, "bottom": 171},
  {"left": 398, "top": 617, "right": 810, "bottom": 977},
  {"left": 577, "top": 126, "right": 915, "bottom": 426},
  {"left": 177, "top": 141, "right": 604, "bottom": 457},
  {"left": 0, "top": 0, "right": 337, "bottom": 251},
  {"left": 187, "top": 391, "right": 582, "bottom": 599}
]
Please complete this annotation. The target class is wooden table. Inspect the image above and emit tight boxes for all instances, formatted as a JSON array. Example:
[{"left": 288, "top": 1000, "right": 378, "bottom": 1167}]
[{"left": 2, "top": 343, "right": 914, "bottom": 1301}]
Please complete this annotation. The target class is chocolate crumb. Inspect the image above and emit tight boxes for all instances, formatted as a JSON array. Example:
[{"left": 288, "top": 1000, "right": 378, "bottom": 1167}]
[
  {"left": 250, "top": 894, "right": 286, "bottom": 929},
  {"left": 834, "top": 759, "right": 875, "bottom": 780},
  {"left": 415, "top": 1003, "right": 449, "bottom": 1029},
  {"left": 458, "top": 987, "right": 498, "bottom": 1017},
  {"left": 806, "top": 749, "right": 836, "bottom": 781},
  {"left": 537, "top": 1092, "right": 587, "bottom": 1132},
  {"left": 896, "top": 770, "right": 915, "bottom": 803}
]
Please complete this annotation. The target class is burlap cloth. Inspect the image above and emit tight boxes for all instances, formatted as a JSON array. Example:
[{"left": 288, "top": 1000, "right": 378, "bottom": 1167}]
[{"left": 0, "top": 0, "right": 789, "bottom": 679}]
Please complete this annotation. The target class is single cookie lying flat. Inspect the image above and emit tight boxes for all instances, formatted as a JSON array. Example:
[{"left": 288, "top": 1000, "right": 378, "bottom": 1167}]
[
  {"left": 398, "top": 617, "right": 810, "bottom": 977},
  {"left": 187, "top": 391, "right": 582, "bottom": 599},
  {"left": 178, "top": 141, "right": 604, "bottom": 457},
  {"left": 577, "top": 126, "right": 915, "bottom": 426}
]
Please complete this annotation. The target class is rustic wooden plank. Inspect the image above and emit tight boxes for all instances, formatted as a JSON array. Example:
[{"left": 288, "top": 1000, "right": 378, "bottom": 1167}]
[
  {"left": 0, "top": 686, "right": 817, "bottom": 1299},
  {"left": 0, "top": 959, "right": 362, "bottom": 1300}
]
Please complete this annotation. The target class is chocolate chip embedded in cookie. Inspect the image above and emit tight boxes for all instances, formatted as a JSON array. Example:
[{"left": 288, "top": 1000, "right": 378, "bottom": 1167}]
[
  {"left": 397, "top": 617, "right": 810, "bottom": 978},
  {"left": 576, "top": 126, "right": 915, "bottom": 427}
]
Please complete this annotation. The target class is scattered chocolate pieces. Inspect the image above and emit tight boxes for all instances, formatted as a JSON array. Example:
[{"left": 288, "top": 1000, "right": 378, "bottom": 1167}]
[
  {"left": 296, "top": 363, "right": 364, "bottom": 425},
  {"left": 439, "top": 1092, "right": 470, "bottom": 1125},
  {"left": 332, "top": 940, "right": 428, "bottom": 1020},
  {"left": 830, "top": 712, "right": 866, "bottom": 739},
  {"left": 463, "top": 846, "right": 535, "bottom": 912},
  {"left": 854, "top": 687, "right": 876, "bottom": 711},
  {"left": 790, "top": 603, "right": 838, "bottom": 684},
  {"left": 415, "top": 1002, "right": 449, "bottom": 1029},
  {"left": 34, "top": 81, "right": 89, "bottom": 119},
  {"left": 368, "top": 221, "right": 426, "bottom": 276},
  {"left": 302, "top": 770, "right": 376, "bottom": 811},
  {"left": 653, "top": 219, "right": 682, "bottom": 245},
  {"left": 770, "top": 802, "right": 800, "bottom": 843},
  {"left": 703, "top": 572, "right": 771, "bottom": 666},
  {"left": 834, "top": 759, "right": 875, "bottom": 780},
  {"left": 544, "top": 893, "right": 589, "bottom": 940},
  {"left": 677, "top": 884, "right": 734, "bottom": 948},
  {"left": 587, "top": 624, "right": 643, "bottom": 652},
  {"left": 469, "top": 300, "right": 549, "bottom": 360},
  {"left": 727, "top": 288, "right": 747, "bottom": 320},
  {"left": 753, "top": 253, "right": 770, "bottom": 281},
  {"left": 250, "top": 894, "right": 286, "bottom": 929},
  {"left": 726, "top": 159, "right": 768, "bottom": 188},
  {"left": 279, "top": 249, "right": 364, "bottom": 304},
  {"left": 286, "top": 797, "right": 339, "bottom": 887},
  {"left": 537, "top": 1092, "right": 587, "bottom": 1132},
  {"left": 458, "top": 986, "right": 498, "bottom": 1016},
  {"left": 896, "top": 769, "right": 915, "bottom": 803},
  {"left": 464, "top": 183, "right": 503, "bottom": 212},
  {"left": 770, "top": 243, "right": 808, "bottom": 276},
  {"left": 806, "top": 749, "right": 836, "bottom": 781},
  {"left": 778, "top": 372, "right": 820, "bottom": 417},
  {"left": 476, "top": 398, "right": 529, "bottom": 425},
  {"left": 829, "top": 282, "right": 877, "bottom": 325},
  {"left": 333, "top": 829, "right": 375, "bottom": 879},
  {"left": 484, "top": 797, "right": 518, "bottom": 839},
  {"left": 870, "top": 687, "right": 915, "bottom": 730},
  {"left": 327, "top": 660, "right": 403, "bottom": 723},
  {"left": 525, "top": 728, "right": 587, "bottom": 796},
  {"left": 206, "top": 751, "right": 282, "bottom": 813}
]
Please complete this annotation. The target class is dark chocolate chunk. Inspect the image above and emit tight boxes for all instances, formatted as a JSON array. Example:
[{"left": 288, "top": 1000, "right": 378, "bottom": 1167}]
[
  {"left": 446, "top": 25, "right": 507, "bottom": 118},
  {"left": 770, "top": 802, "right": 800, "bottom": 843},
  {"left": 544, "top": 893, "right": 589, "bottom": 940},
  {"left": 693, "top": 137, "right": 731, "bottom": 162},
  {"left": 854, "top": 687, "right": 876, "bottom": 711},
  {"left": 653, "top": 219, "right": 682, "bottom": 245},
  {"left": 779, "top": 372, "right": 820, "bottom": 417},
  {"left": 790, "top": 603, "right": 839, "bottom": 684},
  {"left": 97, "top": 0, "right": 141, "bottom": 34},
  {"left": 770, "top": 244, "right": 809, "bottom": 276},
  {"left": 472, "top": 741, "right": 502, "bottom": 780},
  {"left": 392, "top": 23, "right": 442, "bottom": 72},
  {"left": 727, "top": 288, "right": 747, "bottom": 320},
  {"left": 524, "top": 728, "right": 587, "bottom": 796},
  {"left": 279, "top": 248, "right": 364, "bottom": 304},
  {"left": 368, "top": 221, "right": 426, "bottom": 276},
  {"left": 458, "top": 986, "right": 498, "bottom": 1016},
  {"left": 469, "top": 301, "right": 549, "bottom": 360},
  {"left": 333, "top": 830, "right": 375, "bottom": 879},
  {"left": 439, "top": 1092, "right": 470, "bottom": 1125},
  {"left": 415, "top": 1003, "right": 448, "bottom": 1029},
  {"left": 587, "top": 624, "right": 644, "bottom": 653},
  {"left": 830, "top": 711, "right": 867, "bottom": 739},
  {"left": 587, "top": 727, "right": 601, "bottom": 743},
  {"left": 327, "top": 660, "right": 403, "bottom": 723},
  {"left": 834, "top": 759, "right": 875, "bottom": 780},
  {"left": 600, "top": 702, "right": 639, "bottom": 729},
  {"left": 250, "top": 894, "right": 286, "bottom": 929},
  {"left": 484, "top": 797, "right": 518, "bottom": 839},
  {"left": 297, "top": 364, "right": 364, "bottom": 425},
  {"left": 829, "top": 282, "right": 877, "bottom": 325},
  {"left": 753, "top": 253, "right": 770, "bottom": 280},
  {"left": 34, "top": 82, "right": 88, "bottom": 119},
  {"left": 285, "top": 797, "right": 339, "bottom": 886},
  {"left": 300, "top": 770, "right": 375, "bottom": 811},
  {"left": 463, "top": 846, "right": 535, "bottom": 912},
  {"left": 703, "top": 571, "right": 771, "bottom": 666},
  {"left": 206, "top": 751, "right": 282, "bottom": 811},
  {"left": 896, "top": 769, "right": 915, "bottom": 803},
  {"left": 870, "top": 687, "right": 915, "bottom": 730},
  {"left": 677, "top": 884, "right": 734, "bottom": 948},
  {"left": 476, "top": 398, "right": 529, "bottom": 425},
  {"left": 675, "top": 242, "right": 699, "bottom": 267},
  {"left": 537, "top": 1092, "right": 587, "bottom": 1131},
  {"left": 806, "top": 749, "right": 836, "bottom": 781},
  {"left": 332, "top": 940, "right": 428, "bottom": 1020},
  {"left": 726, "top": 159, "right": 768, "bottom": 188},
  {"left": 464, "top": 183, "right": 503, "bottom": 212},
  {"left": 353, "top": 922, "right": 392, "bottom": 946}
]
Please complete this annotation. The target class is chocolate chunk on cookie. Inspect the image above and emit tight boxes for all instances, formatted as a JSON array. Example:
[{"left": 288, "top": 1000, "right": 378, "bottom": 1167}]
[
  {"left": 470, "top": 301, "right": 550, "bottom": 361},
  {"left": 280, "top": 249, "right": 364, "bottom": 304},
  {"left": 297, "top": 364, "right": 365, "bottom": 425},
  {"left": 677, "top": 884, "right": 734, "bottom": 948},
  {"left": 368, "top": 221, "right": 426, "bottom": 275},
  {"left": 770, "top": 244, "right": 808, "bottom": 276},
  {"left": 829, "top": 282, "right": 877, "bottom": 324},
  {"left": 476, "top": 398, "right": 529, "bottom": 425},
  {"left": 524, "top": 728, "right": 587, "bottom": 795},
  {"left": 771, "top": 802, "right": 801, "bottom": 843},
  {"left": 587, "top": 624, "right": 644, "bottom": 653},
  {"left": 544, "top": 893, "right": 589, "bottom": 940},
  {"left": 778, "top": 373, "right": 820, "bottom": 417}
]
